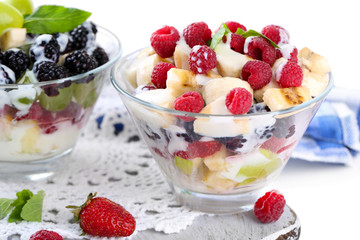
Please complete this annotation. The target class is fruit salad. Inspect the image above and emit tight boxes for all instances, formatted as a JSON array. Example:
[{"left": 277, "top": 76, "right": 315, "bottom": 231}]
[
  {"left": 121, "top": 22, "right": 331, "bottom": 193},
  {"left": 0, "top": 2, "right": 114, "bottom": 162}
]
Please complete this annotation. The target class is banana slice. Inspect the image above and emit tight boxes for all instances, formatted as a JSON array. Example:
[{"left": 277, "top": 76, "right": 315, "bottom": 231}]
[
  {"left": 193, "top": 96, "right": 250, "bottom": 137},
  {"left": 203, "top": 166, "right": 237, "bottom": 191},
  {"left": 302, "top": 68, "right": 329, "bottom": 97},
  {"left": 195, "top": 70, "right": 222, "bottom": 94},
  {"left": 137, "top": 46, "right": 156, "bottom": 59},
  {"left": 136, "top": 88, "right": 175, "bottom": 109},
  {"left": 202, "top": 77, "right": 253, "bottom": 105},
  {"left": 299, "top": 47, "right": 331, "bottom": 74},
  {"left": 132, "top": 89, "right": 176, "bottom": 127},
  {"left": 263, "top": 86, "right": 312, "bottom": 111},
  {"left": 254, "top": 78, "right": 280, "bottom": 102},
  {"left": 166, "top": 68, "right": 197, "bottom": 98},
  {"left": 0, "top": 28, "right": 26, "bottom": 51},
  {"left": 174, "top": 39, "right": 191, "bottom": 70},
  {"left": 214, "top": 42, "right": 253, "bottom": 77},
  {"left": 136, "top": 54, "right": 170, "bottom": 87},
  {"left": 126, "top": 48, "right": 156, "bottom": 88},
  {"left": 203, "top": 145, "right": 227, "bottom": 171}
]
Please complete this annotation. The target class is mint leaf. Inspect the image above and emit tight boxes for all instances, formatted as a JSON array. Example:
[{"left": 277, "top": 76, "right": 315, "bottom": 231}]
[
  {"left": 8, "top": 189, "right": 33, "bottom": 223},
  {"left": 235, "top": 28, "right": 246, "bottom": 35},
  {"left": 21, "top": 191, "right": 45, "bottom": 222},
  {"left": 23, "top": 5, "right": 91, "bottom": 34},
  {"left": 209, "top": 23, "right": 231, "bottom": 49},
  {"left": 240, "top": 29, "right": 280, "bottom": 48},
  {"left": 0, "top": 199, "right": 14, "bottom": 220}
]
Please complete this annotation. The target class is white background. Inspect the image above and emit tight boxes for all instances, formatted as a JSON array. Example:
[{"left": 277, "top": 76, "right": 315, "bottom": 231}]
[{"left": 34, "top": 0, "right": 360, "bottom": 239}]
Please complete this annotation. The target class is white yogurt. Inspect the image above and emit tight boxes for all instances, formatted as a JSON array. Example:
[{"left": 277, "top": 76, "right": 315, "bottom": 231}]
[{"left": 0, "top": 120, "right": 81, "bottom": 162}]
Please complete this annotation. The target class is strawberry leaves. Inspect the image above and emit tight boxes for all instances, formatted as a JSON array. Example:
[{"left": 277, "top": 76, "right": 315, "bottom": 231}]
[
  {"left": 0, "top": 199, "right": 14, "bottom": 220},
  {"left": 0, "top": 189, "right": 45, "bottom": 222}
]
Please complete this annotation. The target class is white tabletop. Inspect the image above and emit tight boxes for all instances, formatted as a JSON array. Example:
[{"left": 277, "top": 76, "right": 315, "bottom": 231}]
[{"left": 33, "top": 0, "right": 360, "bottom": 239}]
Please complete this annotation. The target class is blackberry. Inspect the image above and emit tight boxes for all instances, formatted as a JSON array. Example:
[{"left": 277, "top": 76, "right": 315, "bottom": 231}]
[
  {"left": 143, "top": 124, "right": 169, "bottom": 143},
  {"left": 219, "top": 135, "right": 248, "bottom": 152},
  {"left": 4, "top": 49, "right": 30, "bottom": 79},
  {"left": 90, "top": 47, "right": 109, "bottom": 66},
  {"left": 34, "top": 61, "right": 70, "bottom": 96},
  {"left": 248, "top": 102, "right": 271, "bottom": 114},
  {"left": 273, "top": 116, "right": 296, "bottom": 139},
  {"left": 35, "top": 61, "right": 69, "bottom": 82},
  {"left": 255, "top": 125, "right": 275, "bottom": 140},
  {"left": 63, "top": 50, "right": 98, "bottom": 75},
  {"left": 68, "top": 22, "right": 97, "bottom": 51},
  {"left": 0, "top": 50, "right": 4, "bottom": 64},
  {"left": 176, "top": 119, "right": 201, "bottom": 142},
  {"left": 53, "top": 33, "right": 70, "bottom": 53},
  {"left": 0, "top": 64, "right": 16, "bottom": 84},
  {"left": 30, "top": 34, "right": 61, "bottom": 63}
]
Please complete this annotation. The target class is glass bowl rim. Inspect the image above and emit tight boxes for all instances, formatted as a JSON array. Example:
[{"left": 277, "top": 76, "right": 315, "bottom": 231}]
[
  {"left": 0, "top": 25, "right": 123, "bottom": 90},
  {"left": 111, "top": 48, "right": 334, "bottom": 118}
]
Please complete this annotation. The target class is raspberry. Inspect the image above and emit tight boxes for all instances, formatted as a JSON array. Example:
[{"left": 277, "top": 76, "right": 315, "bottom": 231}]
[
  {"left": 175, "top": 140, "right": 222, "bottom": 160},
  {"left": 225, "top": 21, "right": 247, "bottom": 33},
  {"left": 241, "top": 60, "right": 272, "bottom": 90},
  {"left": 150, "top": 26, "right": 180, "bottom": 58},
  {"left": 91, "top": 46, "right": 109, "bottom": 66},
  {"left": 275, "top": 61, "right": 303, "bottom": 87},
  {"left": 183, "top": 22, "right": 212, "bottom": 48},
  {"left": 254, "top": 190, "right": 286, "bottom": 223},
  {"left": 188, "top": 45, "right": 217, "bottom": 74},
  {"left": 173, "top": 91, "right": 204, "bottom": 121},
  {"left": 225, "top": 87, "right": 252, "bottom": 115},
  {"left": 3, "top": 49, "right": 30, "bottom": 79},
  {"left": 261, "top": 25, "right": 290, "bottom": 45},
  {"left": 229, "top": 33, "right": 246, "bottom": 54},
  {"left": 278, "top": 44, "right": 298, "bottom": 62},
  {"left": 30, "top": 34, "right": 61, "bottom": 63},
  {"left": 14, "top": 102, "right": 43, "bottom": 121},
  {"left": 29, "top": 230, "right": 63, "bottom": 240},
  {"left": 63, "top": 50, "right": 98, "bottom": 75},
  {"left": 151, "top": 62, "right": 175, "bottom": 89},
  {"left": 245, "top": 36, "right": 276, "bottom": 66}
]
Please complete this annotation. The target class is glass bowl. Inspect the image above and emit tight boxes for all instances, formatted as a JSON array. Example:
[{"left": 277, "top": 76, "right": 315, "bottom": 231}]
[
  {"left": 111, "top": 49, "right": 333, "bottom": 214},
  {"left": 0, "top": 26, "right": 122, "bottom": 180}
]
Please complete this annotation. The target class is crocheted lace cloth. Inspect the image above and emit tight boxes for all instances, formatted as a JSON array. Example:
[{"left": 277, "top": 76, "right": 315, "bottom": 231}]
[{"left": 0, "top": 85, "right": 205, "bottom": 240}]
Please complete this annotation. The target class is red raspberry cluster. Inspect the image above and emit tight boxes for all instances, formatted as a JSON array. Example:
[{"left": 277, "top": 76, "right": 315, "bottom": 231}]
[{"left": 149, "top": 21, "right": 304, "bottom": 116}]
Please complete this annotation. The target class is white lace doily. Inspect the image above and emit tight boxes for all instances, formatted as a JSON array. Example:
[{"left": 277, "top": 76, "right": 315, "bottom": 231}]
[{"left": 0, "top": 85, "right": 205, "bottom": 240}]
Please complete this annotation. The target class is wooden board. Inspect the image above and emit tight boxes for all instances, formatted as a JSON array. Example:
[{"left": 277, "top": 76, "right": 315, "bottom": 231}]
[{"left": 133, "top": 205, "right": 300, "bottom": 240}]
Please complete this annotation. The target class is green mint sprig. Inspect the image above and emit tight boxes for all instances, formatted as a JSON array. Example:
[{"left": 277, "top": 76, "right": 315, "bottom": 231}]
[
  {"left": 0, "top": 189, "right": 45, "bottom": 223},
  {"left": 210, "top": 23, "right": 280, "bottom": 49},
  {"left": 23, "top": 5, "right": 91, "bottom": 34},
  {"left": 236, "top": 28, "right": 280, "bottom": 48},
  {"left": 209, "top": 23, "right": 231, "bottom": 49}
]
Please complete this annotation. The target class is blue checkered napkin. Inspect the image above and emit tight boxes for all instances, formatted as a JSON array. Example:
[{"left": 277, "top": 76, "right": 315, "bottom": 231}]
[{"left": 292, "top": 87, "right": 360, "bottom": 165}]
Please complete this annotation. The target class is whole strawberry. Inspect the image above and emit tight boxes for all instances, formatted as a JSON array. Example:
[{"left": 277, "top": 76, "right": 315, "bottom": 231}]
[
  {"left": 67, "top": 193, "right": 136, "bottom": 237},
  {"left": 29, "top": 230, "right": 63, "bottom": 240}
]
